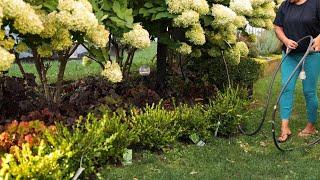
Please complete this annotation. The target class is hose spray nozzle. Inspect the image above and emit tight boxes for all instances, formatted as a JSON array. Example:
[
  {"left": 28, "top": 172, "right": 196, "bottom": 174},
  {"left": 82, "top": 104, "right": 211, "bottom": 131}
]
[{"left": 299, "top": 70, "right": 306, "bottom": 80}]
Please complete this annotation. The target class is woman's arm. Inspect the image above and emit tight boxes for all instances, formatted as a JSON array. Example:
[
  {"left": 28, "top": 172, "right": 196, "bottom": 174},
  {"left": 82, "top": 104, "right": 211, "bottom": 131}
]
[{"left": 274, "top": 25, "right": 298, "bottom": 50}]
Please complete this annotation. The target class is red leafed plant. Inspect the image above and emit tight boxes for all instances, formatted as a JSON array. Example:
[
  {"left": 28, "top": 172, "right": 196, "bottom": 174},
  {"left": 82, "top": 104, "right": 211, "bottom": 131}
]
[{"left": 0, "top": 120, "right": 56, "bottom": 152}]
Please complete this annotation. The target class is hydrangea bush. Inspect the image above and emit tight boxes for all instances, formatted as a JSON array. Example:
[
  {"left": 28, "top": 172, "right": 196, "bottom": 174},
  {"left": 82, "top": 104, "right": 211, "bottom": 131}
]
[
  {"left": 0, "top": 0, "right": 279, "bottom": 104},
  {"left": 0, "top": 0, "right": 121, "bottom": 106}
]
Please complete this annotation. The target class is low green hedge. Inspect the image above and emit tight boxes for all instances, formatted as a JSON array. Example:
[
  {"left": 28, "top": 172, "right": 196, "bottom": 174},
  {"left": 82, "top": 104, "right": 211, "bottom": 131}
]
[{"left": 0, "top": 88, "right": 254, "bottom": 179}]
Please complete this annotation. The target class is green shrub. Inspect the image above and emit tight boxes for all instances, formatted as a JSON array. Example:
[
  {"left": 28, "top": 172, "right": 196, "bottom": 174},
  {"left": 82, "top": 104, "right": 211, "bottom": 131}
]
[
  {"left": 254, "top": 30, "right": 282, "bottom": 56},
  {"left": 0, "top": 141, "right": 69, "bottom": 179},
  {"left": 233, "top": 58, "right": 263, "bottom": 87},
  {"left": 130, "top": 103, "right": 181, "bottom": 150},
  {"left": 44, "top": 114, "right": 120, "bottom": 176},
  {"left": 187, "top": 56, "right": 262, "bottom": 91},
  {"left": 175, "top": 104, "right": 212, "bottom": 142},
  {"left": 102, "top": 112, "right": 138, "bottom": 160},
  {"left": 205, "top": 88, "right": 251, "bottom": 137},
  {"left": 0, "top": 114, "right": 121, "bottom": 179}
]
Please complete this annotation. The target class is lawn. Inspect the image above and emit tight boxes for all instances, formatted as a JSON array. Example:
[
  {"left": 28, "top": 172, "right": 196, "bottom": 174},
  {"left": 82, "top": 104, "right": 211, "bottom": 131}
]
[
  {"left": 99, "top": 75, "right": 320, "bottom": 179},
  {"left": 6, "top": 48, "right": 320, "bottom": 179}
]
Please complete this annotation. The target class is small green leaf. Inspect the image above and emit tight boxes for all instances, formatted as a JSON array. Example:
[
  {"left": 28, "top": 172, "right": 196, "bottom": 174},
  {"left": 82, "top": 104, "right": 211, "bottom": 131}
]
[
  {"left": 152, "top": 12, "right": 170, "bottom": 21},
  {"left": 144, "top": 2, "right": 153, "bottom": 8}
]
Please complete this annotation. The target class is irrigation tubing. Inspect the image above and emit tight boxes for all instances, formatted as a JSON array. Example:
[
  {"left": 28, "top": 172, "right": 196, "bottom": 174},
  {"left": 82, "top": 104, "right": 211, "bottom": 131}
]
[{"left": 239, "top": 35, "right": 320, "bottom": 151}]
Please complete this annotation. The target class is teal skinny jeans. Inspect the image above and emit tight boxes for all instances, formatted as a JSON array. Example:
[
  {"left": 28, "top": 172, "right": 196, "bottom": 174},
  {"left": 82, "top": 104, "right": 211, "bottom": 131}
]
[{"left": 280, "top": 52, "right": 320, "bottom": 123}]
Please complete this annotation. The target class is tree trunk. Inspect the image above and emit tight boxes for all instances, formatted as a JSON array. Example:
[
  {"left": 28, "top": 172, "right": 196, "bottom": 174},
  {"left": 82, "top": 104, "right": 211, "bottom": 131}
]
[
  {"left": 156, "top": 22, "right": 168, "bottom": 90},
  {"left": 53, "top": 44, "right": 79, "bottom": 104},
  {"left": 15, "top": 53, "right": 26, "bottom": 79}
]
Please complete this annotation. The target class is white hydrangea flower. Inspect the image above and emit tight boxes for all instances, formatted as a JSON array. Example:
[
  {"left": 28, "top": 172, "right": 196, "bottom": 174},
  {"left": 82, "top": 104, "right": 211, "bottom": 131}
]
[
  {"left": 122, "top": 24, "right": 150, "bottom": 49},
  {"left": 250, "top": 0, "right": 273, "bottom": 7},
  {"left": 166, "top": 0, "right": 192, "bottom": 14},
  {"left": 86, "top": 24, "right": 110, "bottom": 48},
  {"left": 57, "top": 0, "right": 98, "bottom": 33},
  {"left": 191, "top": 0, "right": 210, "bottom": 15},
  {"left": 0, "top": 38, "right": 15, "bottom": 51},
  {"left": 39, "top": 11, "right": 58, "bottom": 38},
  {"left": 177, "top": 42, "right": 192, "bottom": 55},
  {"left": 173, "top": 10, "right": 200, "bottom": 28},
  {"left": 185, "top": 23, "right": 206, "bottom": 45},
  {"left": 207, "top": 24, "right": 238, "bottom": 47},
  {"left": 252, "top": 3, "right": 276, "bottom": 19},
  {"left": 234, "top": 16, "right": 248, "bottom": 28},
  {"left": 236, "top": 42, "right": 249, "bottom": 57},
  {"left": 101, "top": 61, "right": 123, "bottom": 83},
  {"left": 225, "top": 47, "right": 241, "bottom": 65},
  {"left": 248, "top": 18, "right": 266, "bottom": 28},
  {"left": 0, "top": 0, "right": 44, "bottom": 34},
  {"left": 230, "top": 0, "right": 253, "bottom": 15},
  {"left": 0, "top": 47, "right": 15, "bottom": 73},
  {"left": 211, "top": 4, "right": 237, "bottom": 26},
  {"left": 51, "top": 29, "right": 73, "bottom": 51},
  {"left": 58, "top": 0, "right": 93, "bottom": 12}
]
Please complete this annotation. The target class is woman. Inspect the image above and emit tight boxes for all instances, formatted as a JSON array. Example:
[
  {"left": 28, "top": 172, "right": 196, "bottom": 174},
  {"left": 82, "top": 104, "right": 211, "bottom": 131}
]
[{"left": 274, "top": 0, "right": 320, "bottom": 142}]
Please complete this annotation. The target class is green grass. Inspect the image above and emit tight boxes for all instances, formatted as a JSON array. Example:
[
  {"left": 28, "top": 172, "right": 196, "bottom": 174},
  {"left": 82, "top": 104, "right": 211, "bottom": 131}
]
[
  {"left": 99, "top": 75, "right": 320, "bottom": 179},
  {"left": 8, "top": 60, "right": 102, "bottom": 83},
  {"left": 7, "top": 42, "right": 157, "bottom": 83}
]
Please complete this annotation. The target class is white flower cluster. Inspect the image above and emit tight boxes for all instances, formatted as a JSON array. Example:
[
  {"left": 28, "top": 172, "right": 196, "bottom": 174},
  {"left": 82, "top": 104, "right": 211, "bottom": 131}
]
[
  {"left": 0, "top": 37, "right": 15, "bottom": 51},
  {"left": 185, "top": 24, "right": 206, "bottom": 45},
  {"left": 86, "top": 24, "right": 110, "bottom": 48},
  {"left": 167, "top": 0, "right": 191, "bottom": 14},
  {"left": 212, "top": 4, "right": 239, "bottom": 27},
  {"left": 191, "top": 0, "right": 210, "bottom": 15},
  {"left": 101, "top": 61, "right": 123, "bottom": 83},
  {"left": 0, "top": 47, "right": 15, "bottom": 73},
  {"left": 173, "top": 10, "right": 200, "bottom": 28},
  {"left": 236, "top": 41, "right": 249, "bottom": 57},
  {"left": 51, "top": 29, "right": 73, "bottom": 51},
  {"left": 250, "top": 0, "right": 274, "bottom": 7},
  {"left": 0, "top": 0, "right": 44, "bottom": 34},
  {"left": 222, "top": 42, "right": 249, "bottom": 65},
  {"left": 0, "top": 0, "right": 110, "bottom": 72},
  {"left": 224, "top": 47, "right": 241, "bottom": 65},
  {"left": 168, "top": 0, "right": 209, "bottom": 54},
  {"left": 206, "top": 0, "right": 276, "bottom": 62},
  {"left": 230, "top": 0, "right": 253, "bottom": 16},
  {"left": 122, "top": 24, "right": 150, "bottom": 49},
  {"left": 167, "top": 0, "right": 209, "bottom": 15},
  {"left": 57, "top": 0, "right": 109, "bottom": 48},
  {"left": 247, "top": 0, "right": 276, "bottom": 29},
  {"left": 177, "top": 43, "right": 192, "bottom": 55},
  {"left": 208, "top": 24, "right": 237, "bottom": 47}
]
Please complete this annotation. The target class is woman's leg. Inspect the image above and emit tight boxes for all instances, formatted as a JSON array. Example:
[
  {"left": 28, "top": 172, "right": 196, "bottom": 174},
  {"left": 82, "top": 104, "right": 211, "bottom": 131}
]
[
  {"left": 280, "top": 54, "right": 300, "bottom": 121},
  {"left": 299, "top": 53, "right": 320, "bottom": 135},
  {"left": 279, "top": 53, "right": 300, "bottom": 141}
]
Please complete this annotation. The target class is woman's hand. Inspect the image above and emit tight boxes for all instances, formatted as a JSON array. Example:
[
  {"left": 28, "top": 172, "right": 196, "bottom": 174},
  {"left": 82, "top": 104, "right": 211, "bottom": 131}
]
[
  {"left": 312, "top": 35, "right": 320, "bottom": 51},
  {"left": 284, "top": 38, "right": 298, "bottom": 50}
]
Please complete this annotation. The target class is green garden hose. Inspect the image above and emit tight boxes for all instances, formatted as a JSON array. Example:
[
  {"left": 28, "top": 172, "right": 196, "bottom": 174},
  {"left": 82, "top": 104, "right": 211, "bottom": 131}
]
[{"left": 239, "top": 35, "right": 320, "bottom": 151}]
